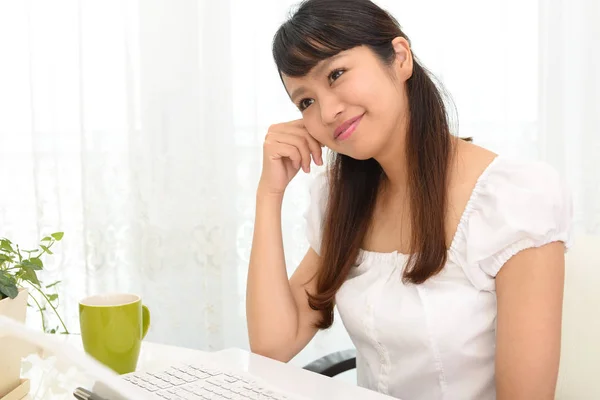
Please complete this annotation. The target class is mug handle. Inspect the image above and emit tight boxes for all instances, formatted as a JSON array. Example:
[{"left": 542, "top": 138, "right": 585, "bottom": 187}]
[{"left": 141, "top": 304, "right": 151, "bottom": 339}]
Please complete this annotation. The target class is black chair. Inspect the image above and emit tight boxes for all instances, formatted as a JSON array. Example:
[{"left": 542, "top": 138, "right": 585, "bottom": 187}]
[{"left": 302, "top": 349, "right": 357, "bottom": 377}]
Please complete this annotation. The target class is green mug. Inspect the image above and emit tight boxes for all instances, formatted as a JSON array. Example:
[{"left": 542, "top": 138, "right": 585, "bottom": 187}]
[{"left": 79, "top": 293, "right": 150, "bottom": 374}]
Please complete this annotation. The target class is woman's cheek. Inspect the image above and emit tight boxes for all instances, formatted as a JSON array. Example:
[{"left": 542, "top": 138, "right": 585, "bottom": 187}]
[{"left": 303, "top": 119, "right": 327, "bottom": 145}]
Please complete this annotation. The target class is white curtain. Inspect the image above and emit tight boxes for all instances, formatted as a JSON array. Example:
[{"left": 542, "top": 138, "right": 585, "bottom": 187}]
[
  {"left": 0, "top": 0, "right": 597, "bottom": 367},
  {"left": 539, "top": 0, "right": 600, "bottom": 232}
]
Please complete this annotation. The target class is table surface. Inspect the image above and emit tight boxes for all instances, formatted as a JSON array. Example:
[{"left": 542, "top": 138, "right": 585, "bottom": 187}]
[{"left": 20, "top": 335, "right": 393, "bottom": 400}]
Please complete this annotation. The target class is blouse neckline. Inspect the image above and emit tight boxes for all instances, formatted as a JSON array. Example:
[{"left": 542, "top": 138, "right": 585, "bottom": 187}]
[{"left": 357, "top": 156, "right": 501, "bottom": 261}]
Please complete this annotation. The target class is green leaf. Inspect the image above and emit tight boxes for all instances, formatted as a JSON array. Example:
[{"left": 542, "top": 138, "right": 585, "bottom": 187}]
[
  {"left": 30, "top": 257, "right": 43, "bottom": 267},
  {"left": 47, "top": 294, "right": 58, "bottom": 302},
  {"left": 50, "top": 232, "right": 64, "bottom": 241},
  {"left": 22, "top": 269, "right": 40, "bottom": 286},
  {"left": 41, "top": 237, "right": 52, "bottom": 242},
  {"left": 20, "top": 262, "right": 42, "bottom": 271},
  {"left": 0, "top": 254, "right": 13, "bottom": 263},
  {"left": 0, "top": 240, "right": 14, "bottom": 253},
  {"left": 21, "top": 259, "right": 43, "bottom": 270},
  {"left": 0, "top": 272, "right": 16, "bottom": 286},
  {"left": 40, "top": 245, "right": 53, "bottom": 255},
  {"left": 46, "top": 280, "right": 62, "bottom": 289},
  {"left": 0, "top": 281, "right": 18, "bottom": 299},
  {"left": 23, "top": 249, "right": 40, "bottom": 254}
]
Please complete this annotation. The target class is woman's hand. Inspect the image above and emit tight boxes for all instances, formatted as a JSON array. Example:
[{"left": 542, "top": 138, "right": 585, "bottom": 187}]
[{"left": 258, "top": 119, "right": 323, "bottom": 196}]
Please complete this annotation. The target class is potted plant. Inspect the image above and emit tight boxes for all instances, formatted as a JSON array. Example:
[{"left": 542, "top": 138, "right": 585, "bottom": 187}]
[{"left": 0, "top": 232, "right": 69, "bottom": 398}]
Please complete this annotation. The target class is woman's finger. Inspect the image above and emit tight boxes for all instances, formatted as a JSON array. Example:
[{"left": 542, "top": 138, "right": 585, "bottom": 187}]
[
  {"left": 267, "top": 132, "right": 313, "bottom": 172},
  {"left": 284, "top": 126, "right": 324, "bottom": 166},
  {"left": 264, "top": 140, "right": 302, "bottom": 170}
]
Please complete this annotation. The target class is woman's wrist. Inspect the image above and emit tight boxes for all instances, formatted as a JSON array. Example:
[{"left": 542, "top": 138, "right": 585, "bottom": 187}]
[{"left": 256, "top": 184, "right": 286, "bottom": 203}]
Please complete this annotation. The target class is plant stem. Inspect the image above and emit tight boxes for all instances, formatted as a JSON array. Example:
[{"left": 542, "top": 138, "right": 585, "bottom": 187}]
[
  {"left": 27, "top": 283, "right": 70, "bottom": 334},
  {"left": 28, "top": 292, "right": 47, "bottom": 333},
  {"left": 36, "top": 240, "right": 55, "bottom": 259}
]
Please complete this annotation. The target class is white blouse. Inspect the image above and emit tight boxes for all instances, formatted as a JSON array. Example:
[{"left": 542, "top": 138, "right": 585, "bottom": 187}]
[{"left": 304, "top": 157, "right": 573, "bottom": 400}]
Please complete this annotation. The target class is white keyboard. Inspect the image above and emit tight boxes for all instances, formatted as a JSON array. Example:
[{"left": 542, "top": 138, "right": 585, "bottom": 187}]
[{"left": 123, "top": 362, "right": 303, "bottom": 400}]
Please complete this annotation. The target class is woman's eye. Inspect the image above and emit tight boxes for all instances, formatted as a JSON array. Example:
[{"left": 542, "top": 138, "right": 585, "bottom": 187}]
[
  {"left": 299, "top": 98, "right": 314, "bottom": 111},
  {"left": 296, "top": 69, "right": 345, "bottom": 111},
  {"left": 329, "top": 69, "right": 345, "bottom": 82}
]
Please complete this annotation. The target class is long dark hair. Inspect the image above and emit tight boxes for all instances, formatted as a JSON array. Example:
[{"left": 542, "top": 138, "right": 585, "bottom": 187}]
[{"left": 273, "top": 0, "right": 454, "bottom": 329}]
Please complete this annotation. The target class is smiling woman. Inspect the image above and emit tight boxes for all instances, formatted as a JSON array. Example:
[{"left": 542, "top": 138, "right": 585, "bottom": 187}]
[
  {"left": 246, "top": 0, "right": 573, "bottom": 399},
  {"left": 272, "top": 0, "right": 456, "bottom": 313}
]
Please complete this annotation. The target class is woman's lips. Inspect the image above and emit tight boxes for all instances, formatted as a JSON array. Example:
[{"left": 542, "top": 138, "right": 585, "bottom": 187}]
[{"left": 334, "top": 114, "right": 364, "bottom": 141}]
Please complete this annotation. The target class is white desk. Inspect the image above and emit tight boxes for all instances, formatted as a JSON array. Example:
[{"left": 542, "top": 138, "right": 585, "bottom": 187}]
[{"left": 21, "top": 335, "right": 394, "bottom": 400}]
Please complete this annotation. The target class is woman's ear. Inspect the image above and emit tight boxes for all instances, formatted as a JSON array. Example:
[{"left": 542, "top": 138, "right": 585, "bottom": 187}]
[{"left": 391, "top": 37, "right": 413, "bottom": 80}]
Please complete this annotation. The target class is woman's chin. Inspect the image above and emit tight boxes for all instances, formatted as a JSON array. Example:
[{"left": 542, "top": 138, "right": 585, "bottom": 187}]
[
  {"left": 336, "top": 149, "right": 376, "bottom": 161},
  {"left": 336, "top": 143, "right": 380, "bottom": 161}
]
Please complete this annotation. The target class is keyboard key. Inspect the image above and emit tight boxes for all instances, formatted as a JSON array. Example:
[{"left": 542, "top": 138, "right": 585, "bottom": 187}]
[
  {"left": 158, "top": 391, "right": 185, "bottom": 400},
  {"left": 188, "top": 369, "right": 211, "bottom": 380},
  {"left": 207, "top": 375, "right": 231, "bottom": 387},
  {"left": 189, "top": 365, "right": 221, "bottom": 376},
  {"left": 175, "top": 388, "right": 203, "bottom": 400}
]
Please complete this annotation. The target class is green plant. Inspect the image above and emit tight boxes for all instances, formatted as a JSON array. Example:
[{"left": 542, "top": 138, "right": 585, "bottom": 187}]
[{"left": 0, "top": 232, "right": 69, "bottom": 334}]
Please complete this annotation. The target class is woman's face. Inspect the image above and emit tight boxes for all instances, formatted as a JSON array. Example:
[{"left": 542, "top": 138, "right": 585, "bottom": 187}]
[{"left": 282, "top": 39, "right": 412, "bottom": 161}]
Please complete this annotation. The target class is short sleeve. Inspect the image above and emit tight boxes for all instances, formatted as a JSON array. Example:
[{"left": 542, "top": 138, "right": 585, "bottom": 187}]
[
  {"left": 457, "top": 158, "right": 573, "bottom": 290},
  {"left": 303, "top": 172, "right": 328, "bottom": 255}
]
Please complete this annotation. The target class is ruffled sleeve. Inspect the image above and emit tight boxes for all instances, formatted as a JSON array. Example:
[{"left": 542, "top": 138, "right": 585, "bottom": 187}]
[
  {"left": 303, "top": 172, "right": 329, "bottom": 255},
  {"left": 454, "top": 158, "right": 573, "bottom": 291}
]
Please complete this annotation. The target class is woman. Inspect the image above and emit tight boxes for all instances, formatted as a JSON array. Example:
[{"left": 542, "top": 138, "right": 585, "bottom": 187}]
[{"left": 246, "top": 0, "right": 572, "bottom": 399}]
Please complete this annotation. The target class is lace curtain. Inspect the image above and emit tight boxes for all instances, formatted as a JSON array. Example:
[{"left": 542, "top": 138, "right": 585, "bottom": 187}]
[{"left": 0, "top": 0, "right": 597, "bottom": 366}]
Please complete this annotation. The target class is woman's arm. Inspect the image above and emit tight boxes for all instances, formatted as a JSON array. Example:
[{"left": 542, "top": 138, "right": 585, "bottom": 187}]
[
  {"left": 246, "top": 120, "right": 324, "bottom": 362},
  {"left": 495, "top": 241, "right": 565, "bottom": 399},
  {"left": 246, "top": 191, "right": 322, "bottom": 362}
]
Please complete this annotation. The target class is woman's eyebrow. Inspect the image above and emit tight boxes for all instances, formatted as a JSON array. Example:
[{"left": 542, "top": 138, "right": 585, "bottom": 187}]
[
  {"left": 312, "top": 53, "right": 346, "bottom": 78},
  {"left": 289, "top": 53, "right": 347, "bottom": 101}
]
